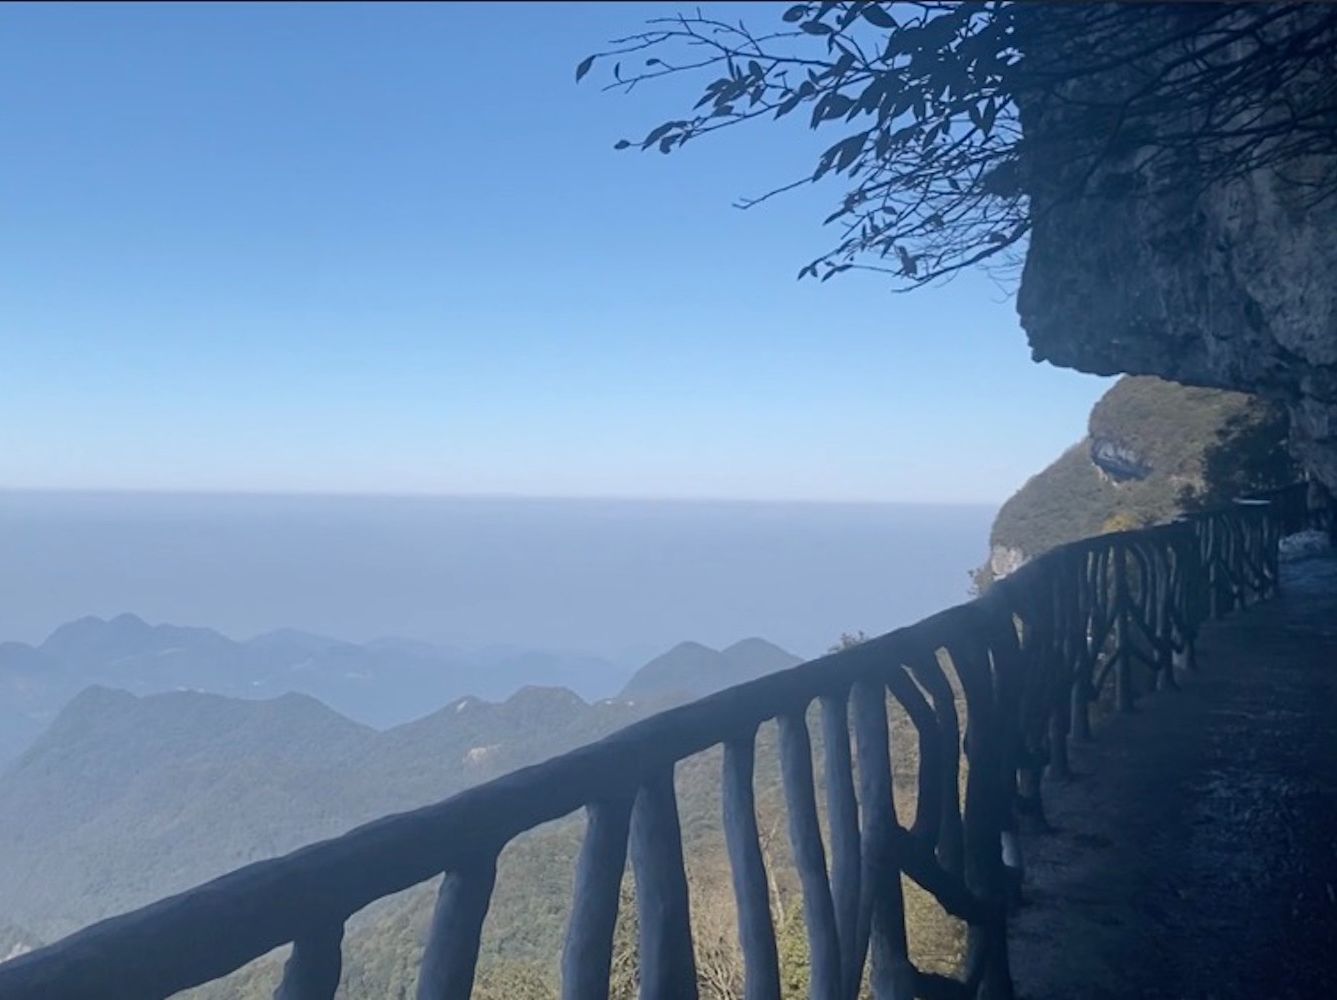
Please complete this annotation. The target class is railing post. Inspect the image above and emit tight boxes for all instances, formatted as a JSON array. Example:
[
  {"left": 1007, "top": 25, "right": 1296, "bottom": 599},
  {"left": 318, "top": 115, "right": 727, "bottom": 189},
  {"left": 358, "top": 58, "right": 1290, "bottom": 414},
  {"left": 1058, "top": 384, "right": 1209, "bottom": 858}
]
[
  {"left": 1048, "top": 559, "right": 1075, "bottom": 780},
  {"left": 1153, "top": 547, "right": 1179, "bottom": 692},
  {"left": 985, "top": 593, "right": 1027, "bottom": 910},
  {"left": 417, "top": 854, "right": 499, "bottom": 1000},
  {"left": 629, "top": 768, "right": 698, "bottom": 1000},
  {"left": 274, "top": 921, "right": 344, "bottom": 1000},
  {"left": 953, "top": 622, "right": 1014, "bottom": 1000},
  {"left": 1114, "top": 542, "right": 1136, "bottom": 713},
  {"left": 721, "top": 732, "right": 782, "bottom": 1000},
  {"left": 820, "top": 691, "right": 863, "bottom": 997},
  {"left": 904, "top": 651, "right": 965, "bottom": 878},
  {"left": 562, "top": 798, "right": 633, "bottom": 1000},
  {"left": 1265, "top": 504, "right": 1282, "bottom": 596},
  {"left": 778, "top": 709, "right": 844, "bottom": 1000},
  {"left": 851, "top": 679, "right": 915, "bottom": 1000},
  {"left": 1070, "top": 551, "right": 1095, "bottom": 742},
  {"left": 1205, "top": 517, "right": 1221, "bottom": 618}
]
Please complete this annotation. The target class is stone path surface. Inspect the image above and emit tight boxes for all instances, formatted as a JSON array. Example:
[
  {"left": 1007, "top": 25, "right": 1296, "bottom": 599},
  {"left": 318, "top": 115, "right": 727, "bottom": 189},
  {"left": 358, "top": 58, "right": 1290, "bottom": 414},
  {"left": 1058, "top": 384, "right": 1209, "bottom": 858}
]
[{"left": 1008, "top": 556, "right": 1337, "bottom": 999}]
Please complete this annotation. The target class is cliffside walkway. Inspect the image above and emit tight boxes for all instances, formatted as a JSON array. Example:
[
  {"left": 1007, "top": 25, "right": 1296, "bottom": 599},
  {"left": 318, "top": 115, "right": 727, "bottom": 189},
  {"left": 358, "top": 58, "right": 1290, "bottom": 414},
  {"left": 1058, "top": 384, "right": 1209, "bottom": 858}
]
[
  {"left": 0, "top": 485, "right": 1323, "bottom": 1000},
  {"left": 1011, "top": 555, "right": 1337, "bottom": 999}
]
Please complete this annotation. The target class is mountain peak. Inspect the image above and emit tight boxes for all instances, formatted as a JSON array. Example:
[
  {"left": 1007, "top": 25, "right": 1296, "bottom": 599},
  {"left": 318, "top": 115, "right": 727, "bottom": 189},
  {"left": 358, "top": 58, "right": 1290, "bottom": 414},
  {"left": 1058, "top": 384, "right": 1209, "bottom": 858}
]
[
  {"left": 41, "top": 613, "right": 150, "bottom": 649},
  {"left": 27, "top": 684, "right": 372, "bottom": 765},
  {"left": 504, "top": 684, "right": 586, "bottom": 708},
  {"left": 108, "top": 612, "right": 150, "bottom": 630},
  {"left": 721, "top": 637, "right": 796, "bottom": 659},
  {"left": 36, "top": 613, "right": 236, "bottom": 680},
  {"left": 620, "top": 637, "right": 799, "bottom": 701},
  {"left": 33, "top": 684, "right": 140, "bottom": 740},
  {"left": 665, "top": 640, "right": 718, "bottom": 656}
]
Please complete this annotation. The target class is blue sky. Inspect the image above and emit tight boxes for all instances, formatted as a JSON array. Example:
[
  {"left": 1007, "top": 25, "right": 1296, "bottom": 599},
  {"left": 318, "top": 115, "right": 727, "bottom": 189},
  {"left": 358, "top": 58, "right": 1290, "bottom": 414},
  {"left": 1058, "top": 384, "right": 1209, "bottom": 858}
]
[{"left": 0, "top": 2, "right": 1111, "bottom": 504}]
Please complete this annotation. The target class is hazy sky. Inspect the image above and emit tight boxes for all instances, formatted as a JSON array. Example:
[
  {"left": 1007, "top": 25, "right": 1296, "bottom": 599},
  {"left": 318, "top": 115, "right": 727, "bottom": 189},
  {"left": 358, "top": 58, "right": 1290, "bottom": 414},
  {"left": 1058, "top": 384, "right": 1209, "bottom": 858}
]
[
  {"left": 0, "top": 491, "right": 994, "bottom": 659},
  {"left": 1, "top": 2, "right": 1111, "bottom": 503}
]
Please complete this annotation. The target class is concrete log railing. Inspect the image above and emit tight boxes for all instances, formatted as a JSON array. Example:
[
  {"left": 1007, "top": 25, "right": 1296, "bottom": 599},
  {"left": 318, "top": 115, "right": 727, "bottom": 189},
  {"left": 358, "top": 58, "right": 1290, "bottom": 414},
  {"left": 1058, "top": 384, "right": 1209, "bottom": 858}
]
[{"left": 0, "top": 485, "right": 1311, "bottom": 1000}]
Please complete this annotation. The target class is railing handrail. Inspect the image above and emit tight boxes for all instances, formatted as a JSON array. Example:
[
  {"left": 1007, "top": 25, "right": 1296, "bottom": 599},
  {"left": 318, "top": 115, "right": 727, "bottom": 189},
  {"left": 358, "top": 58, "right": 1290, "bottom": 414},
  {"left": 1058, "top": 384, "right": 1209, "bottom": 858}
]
[{"left": 0, "top": 484, "right": 1313, "bottom": 1000}]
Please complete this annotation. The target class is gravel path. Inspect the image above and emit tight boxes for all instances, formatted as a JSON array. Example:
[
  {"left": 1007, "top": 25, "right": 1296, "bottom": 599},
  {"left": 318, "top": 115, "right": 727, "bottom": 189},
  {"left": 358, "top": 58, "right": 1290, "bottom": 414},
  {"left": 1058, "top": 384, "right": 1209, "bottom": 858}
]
[{"left": 1008, "top": 557, "right": 1337, "bottom": 999}]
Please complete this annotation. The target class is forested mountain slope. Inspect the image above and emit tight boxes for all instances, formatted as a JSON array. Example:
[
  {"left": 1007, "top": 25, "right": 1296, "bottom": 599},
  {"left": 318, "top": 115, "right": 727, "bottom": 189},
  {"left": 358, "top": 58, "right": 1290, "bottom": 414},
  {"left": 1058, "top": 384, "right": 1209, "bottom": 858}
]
[
  {"left": 0, "top": 636, "right": 800, "bottom": 946},
  {"left": 0, "top": 684, "right": 647, "bottom": 943}
]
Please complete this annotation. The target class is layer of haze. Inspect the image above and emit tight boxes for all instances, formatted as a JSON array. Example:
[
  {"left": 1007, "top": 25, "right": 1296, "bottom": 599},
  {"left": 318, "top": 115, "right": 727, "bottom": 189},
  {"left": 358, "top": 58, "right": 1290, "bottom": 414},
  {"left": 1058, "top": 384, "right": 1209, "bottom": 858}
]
[
  {"left": 0, "top": 2, "right": 1109, "bottom": 505},
  {"left": 1, "top": 491, "right": 991, "bottom": 663}
]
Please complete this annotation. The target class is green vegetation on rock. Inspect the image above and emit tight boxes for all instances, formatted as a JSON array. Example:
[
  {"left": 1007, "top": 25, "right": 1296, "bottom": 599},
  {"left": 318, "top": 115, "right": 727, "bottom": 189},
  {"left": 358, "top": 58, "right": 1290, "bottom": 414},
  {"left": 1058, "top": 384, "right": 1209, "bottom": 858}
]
[{"left": 977, "top": 376, "right": 1298, "bottom": 588}]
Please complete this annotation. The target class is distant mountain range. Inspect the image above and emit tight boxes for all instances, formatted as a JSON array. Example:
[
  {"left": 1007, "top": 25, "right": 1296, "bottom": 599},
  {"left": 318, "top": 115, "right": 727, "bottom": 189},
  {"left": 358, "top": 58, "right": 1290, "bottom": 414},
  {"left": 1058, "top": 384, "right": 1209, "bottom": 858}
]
[
  {"left": 0, "top": 613, "right": 630, "bottom": 763},
  {"left": 0, "top": 623, "right": 803, "bottom": 949}
]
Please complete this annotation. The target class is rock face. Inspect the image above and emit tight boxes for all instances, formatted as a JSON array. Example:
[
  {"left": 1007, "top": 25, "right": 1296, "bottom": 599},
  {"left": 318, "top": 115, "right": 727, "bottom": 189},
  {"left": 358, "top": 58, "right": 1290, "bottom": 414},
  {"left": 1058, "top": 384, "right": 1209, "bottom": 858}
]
[
  {"left": 1090, "top": 439, "right": 1150, "bottom": 483},
  {"left": 1015, "top": 9, "right": 1337, "bottom": 490},
  {"left": 987, "top": 545, "right": 1027, "bottom": 583},
  {"left": 1020, "top": 163, "right": 1337, "bottom": 488}
]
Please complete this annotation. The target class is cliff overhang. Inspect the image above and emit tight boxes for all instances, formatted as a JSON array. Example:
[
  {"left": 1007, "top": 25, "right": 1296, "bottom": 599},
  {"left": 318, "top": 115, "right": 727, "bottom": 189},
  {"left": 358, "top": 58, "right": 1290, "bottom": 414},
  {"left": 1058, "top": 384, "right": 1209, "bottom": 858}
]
[{"left": 1014, "top": 6, "right": 1337, "bottom": 491}]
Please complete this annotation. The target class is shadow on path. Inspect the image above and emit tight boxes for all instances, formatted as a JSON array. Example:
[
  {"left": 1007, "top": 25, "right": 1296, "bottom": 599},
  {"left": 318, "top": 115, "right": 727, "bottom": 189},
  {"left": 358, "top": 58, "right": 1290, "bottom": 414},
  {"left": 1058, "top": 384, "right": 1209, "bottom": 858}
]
[{"left": 1009, "top": 557, "right": 1337, "bottom": 999}]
